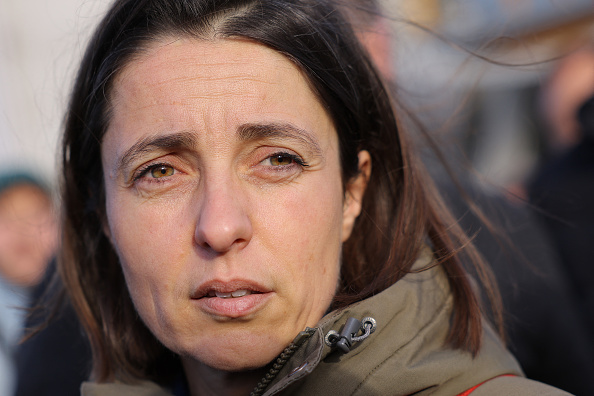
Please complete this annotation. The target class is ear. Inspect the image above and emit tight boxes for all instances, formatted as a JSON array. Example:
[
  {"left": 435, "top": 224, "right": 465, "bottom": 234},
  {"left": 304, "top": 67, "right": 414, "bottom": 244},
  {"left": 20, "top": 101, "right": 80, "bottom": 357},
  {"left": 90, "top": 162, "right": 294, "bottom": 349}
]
[{"left": 342, "top": 150, "right": 371, "bottom": 242}]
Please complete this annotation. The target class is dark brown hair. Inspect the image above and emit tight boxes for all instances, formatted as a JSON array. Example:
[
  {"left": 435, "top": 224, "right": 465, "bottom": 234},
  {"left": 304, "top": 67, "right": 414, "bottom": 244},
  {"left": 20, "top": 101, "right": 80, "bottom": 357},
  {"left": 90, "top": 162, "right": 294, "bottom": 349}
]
[{"left": 60, "top": 0, "right": 500, "bottom": 384}]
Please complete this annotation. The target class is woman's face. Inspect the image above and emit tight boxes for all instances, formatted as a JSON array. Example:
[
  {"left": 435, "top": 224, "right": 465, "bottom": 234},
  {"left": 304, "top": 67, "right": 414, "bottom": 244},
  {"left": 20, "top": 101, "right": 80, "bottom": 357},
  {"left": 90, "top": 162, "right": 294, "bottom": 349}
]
[{"left": 101, "top": 37, "right": 367, "bottom": 371}]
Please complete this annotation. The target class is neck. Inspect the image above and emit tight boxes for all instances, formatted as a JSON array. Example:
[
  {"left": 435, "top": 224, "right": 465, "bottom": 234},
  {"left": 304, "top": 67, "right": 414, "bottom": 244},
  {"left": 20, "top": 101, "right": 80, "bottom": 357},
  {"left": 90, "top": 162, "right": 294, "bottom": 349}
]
[{"left": 182, "top": 358, "right": 267, "bottom": 396}]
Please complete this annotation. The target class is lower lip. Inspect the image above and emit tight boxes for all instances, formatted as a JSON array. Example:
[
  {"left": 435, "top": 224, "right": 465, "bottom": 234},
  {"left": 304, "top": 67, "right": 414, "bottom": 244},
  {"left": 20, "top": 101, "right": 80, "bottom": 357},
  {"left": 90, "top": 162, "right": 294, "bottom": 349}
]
[{"left": 194, "top": 293, "right": 273, "bottom": 318}]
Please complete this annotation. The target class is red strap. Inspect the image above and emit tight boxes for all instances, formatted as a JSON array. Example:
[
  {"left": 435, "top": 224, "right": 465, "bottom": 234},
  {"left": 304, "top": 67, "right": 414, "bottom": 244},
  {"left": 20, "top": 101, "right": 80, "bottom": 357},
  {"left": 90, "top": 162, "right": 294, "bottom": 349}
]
[{"left": 457, "top": 375, "right": 516, "bottom": 396}]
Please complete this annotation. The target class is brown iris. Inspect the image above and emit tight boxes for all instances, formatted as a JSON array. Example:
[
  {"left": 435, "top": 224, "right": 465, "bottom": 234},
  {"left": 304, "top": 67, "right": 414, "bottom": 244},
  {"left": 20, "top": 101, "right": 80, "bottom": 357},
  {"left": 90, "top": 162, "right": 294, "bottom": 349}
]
[
  {"left": 150, "top": 165, "right": 174, "bottom": 178},
  {"left": 270, "top": 154, "right": 293, "bottom": 166}
]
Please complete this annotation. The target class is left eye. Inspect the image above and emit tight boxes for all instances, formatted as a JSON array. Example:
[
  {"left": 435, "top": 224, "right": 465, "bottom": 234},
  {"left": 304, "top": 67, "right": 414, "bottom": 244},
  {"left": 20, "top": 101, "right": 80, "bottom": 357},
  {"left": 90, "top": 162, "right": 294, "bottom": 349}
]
[
  {"left": 150, "top": 165, "right": 175, "bottom": 178},
  {"left": 269, "top": 154, "right": 296, "bottom": 166}
]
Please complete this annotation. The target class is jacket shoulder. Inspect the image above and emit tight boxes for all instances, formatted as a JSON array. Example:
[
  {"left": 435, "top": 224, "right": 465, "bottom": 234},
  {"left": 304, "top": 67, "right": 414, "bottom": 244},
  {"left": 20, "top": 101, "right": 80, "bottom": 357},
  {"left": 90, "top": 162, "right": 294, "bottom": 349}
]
[{"left": 471, "top": 376, "right": 573, "bottom": 396}]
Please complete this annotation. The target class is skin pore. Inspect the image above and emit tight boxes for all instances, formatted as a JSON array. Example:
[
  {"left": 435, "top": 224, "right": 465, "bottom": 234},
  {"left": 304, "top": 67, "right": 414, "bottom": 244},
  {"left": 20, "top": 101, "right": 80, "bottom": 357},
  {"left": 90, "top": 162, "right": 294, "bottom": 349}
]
[{"left": 101, "top": 37, "right": 370, "bottom": 395}]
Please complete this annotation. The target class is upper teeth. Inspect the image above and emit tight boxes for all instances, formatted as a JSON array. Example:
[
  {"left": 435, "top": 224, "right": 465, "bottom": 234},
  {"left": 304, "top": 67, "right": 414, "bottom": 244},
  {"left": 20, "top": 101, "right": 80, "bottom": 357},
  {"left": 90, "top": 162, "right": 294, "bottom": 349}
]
[{"left": 214, "top": 290, "right": 252, "bottom": 298}]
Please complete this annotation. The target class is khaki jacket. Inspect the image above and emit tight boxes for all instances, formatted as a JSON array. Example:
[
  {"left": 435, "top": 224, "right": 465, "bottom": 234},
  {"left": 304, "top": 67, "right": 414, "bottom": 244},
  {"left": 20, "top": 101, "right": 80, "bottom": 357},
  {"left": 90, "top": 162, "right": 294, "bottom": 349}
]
[{"left": 82, "top": 249, "right": 572, "bottom": 396}]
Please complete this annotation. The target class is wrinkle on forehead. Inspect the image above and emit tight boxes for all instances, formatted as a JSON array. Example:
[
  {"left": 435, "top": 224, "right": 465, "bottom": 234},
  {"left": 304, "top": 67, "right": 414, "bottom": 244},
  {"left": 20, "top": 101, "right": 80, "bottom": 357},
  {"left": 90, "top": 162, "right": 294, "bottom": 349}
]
[
  {"left": 106, "top": 38, "right": 310, "bottom": 127},
  {"left": 115, "top": 36, "right": 297, "bottom": 90}
]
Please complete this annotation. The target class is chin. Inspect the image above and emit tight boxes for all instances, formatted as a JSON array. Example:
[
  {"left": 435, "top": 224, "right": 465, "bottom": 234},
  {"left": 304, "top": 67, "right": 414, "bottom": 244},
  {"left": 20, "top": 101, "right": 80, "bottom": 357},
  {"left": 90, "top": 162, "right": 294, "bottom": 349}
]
[
  {"left": 205, "top": 356, "right": 272, "bottom": 372},
  {"left": 172, "top": 335, "right": 280, "bottom": 372},
  {"left": 180, "top": 336, "right": 285, "bottom": 373}
]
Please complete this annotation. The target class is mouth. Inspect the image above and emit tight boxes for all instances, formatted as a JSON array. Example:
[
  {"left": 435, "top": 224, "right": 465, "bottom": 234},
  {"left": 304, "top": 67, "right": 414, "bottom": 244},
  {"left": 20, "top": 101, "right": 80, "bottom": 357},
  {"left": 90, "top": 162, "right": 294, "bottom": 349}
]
[
  {"left": 192, "top": 280, "right": 273, "bottom": 318},
  {"left": 192, "top": 280, "right": 271, "bottom": 300},
  {"left": 192, "top": 280, "right": 272, "bottom": 300},
  {"left": 206, "top": 290, "right": 262, "bottom": 299}
]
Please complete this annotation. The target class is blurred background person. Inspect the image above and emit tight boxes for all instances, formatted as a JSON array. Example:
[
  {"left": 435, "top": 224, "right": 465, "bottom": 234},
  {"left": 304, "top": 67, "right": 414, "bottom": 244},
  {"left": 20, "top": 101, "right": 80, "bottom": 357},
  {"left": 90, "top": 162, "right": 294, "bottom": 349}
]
[
  {"left": 529, "top": 92, "right": 594, "bottom": 342},
  {"left": 527, "top": 37, "right": 594, "bottom": 345},
  {"left": 0, "top": 172, "right": 57, "bottom": 396},
  {"left": 0, "top": 2, "right": 100, "bottom": 393}
]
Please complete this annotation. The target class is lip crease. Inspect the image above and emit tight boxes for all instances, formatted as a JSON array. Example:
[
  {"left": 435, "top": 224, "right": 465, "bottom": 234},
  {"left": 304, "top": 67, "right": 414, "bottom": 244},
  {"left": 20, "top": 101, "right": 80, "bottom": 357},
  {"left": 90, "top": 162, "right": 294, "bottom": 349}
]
[{"left": 191, "top": 279, "right": 273, "bottom": 319}]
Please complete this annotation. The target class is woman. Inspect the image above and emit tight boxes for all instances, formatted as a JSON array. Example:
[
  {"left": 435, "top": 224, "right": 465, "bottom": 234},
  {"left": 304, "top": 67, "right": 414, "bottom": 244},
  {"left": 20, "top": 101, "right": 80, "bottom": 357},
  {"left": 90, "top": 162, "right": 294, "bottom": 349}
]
[{"left": 59, "top": 0, "right": 570, "bottom": 395}]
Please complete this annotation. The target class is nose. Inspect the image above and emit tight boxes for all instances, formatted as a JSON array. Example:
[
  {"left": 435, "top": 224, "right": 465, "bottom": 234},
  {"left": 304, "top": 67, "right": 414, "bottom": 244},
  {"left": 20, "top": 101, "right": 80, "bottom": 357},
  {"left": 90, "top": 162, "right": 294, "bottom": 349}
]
[{"left": 194, "top": 178, "right": 253, "bottom": 254}]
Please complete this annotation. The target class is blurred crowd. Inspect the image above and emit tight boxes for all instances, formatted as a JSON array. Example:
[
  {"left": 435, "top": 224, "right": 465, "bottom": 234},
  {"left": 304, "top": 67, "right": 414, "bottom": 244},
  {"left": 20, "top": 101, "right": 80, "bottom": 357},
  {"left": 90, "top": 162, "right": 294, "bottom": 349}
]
[{"left": 0, "top": 0, "right": 593, "bottom": 395}]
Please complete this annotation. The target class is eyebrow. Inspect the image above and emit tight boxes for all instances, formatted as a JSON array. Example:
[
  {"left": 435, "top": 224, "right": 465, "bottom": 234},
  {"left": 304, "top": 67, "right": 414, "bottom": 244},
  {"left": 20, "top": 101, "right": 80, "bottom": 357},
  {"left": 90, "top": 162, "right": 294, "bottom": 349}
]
[
  {"left": 117, "top": 131, "right": 197, "bottom": 174},
  {"left": 237, "top": 122, "right": 323, "bottom": 156},
  {"left": 116, "top": 122, "right": 323, "bottom": 174}
]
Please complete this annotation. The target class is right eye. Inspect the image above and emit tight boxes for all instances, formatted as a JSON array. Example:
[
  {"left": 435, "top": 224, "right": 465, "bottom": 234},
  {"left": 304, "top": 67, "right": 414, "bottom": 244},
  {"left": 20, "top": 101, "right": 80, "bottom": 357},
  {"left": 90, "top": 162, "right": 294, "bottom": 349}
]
[
  {"left": 150, "top": 165, "right": 175, "bottom": 178},
  {"left": 133, "top": 163, "right": 177, "bottom": 183}
]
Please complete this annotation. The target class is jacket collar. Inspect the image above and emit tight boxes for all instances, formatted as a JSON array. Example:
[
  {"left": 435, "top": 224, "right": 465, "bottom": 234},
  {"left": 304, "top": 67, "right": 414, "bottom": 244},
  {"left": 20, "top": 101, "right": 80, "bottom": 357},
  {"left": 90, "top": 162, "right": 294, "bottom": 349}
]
[{"left": 259, "top": 247, "right": 522, "bottom": 395}]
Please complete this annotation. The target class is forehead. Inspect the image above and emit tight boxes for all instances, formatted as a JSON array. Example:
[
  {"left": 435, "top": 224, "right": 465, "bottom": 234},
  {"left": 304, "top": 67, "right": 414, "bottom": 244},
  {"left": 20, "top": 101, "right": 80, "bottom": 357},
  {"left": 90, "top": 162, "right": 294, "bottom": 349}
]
[
  {"left": 125, "top": 37, "right": 283, "bottom": 79},
  {"left": 106, "top": 37, "right": 333, "bottom": 144},
  {"left": 111, "top": 37, "right": 315, "bottom": 115}
]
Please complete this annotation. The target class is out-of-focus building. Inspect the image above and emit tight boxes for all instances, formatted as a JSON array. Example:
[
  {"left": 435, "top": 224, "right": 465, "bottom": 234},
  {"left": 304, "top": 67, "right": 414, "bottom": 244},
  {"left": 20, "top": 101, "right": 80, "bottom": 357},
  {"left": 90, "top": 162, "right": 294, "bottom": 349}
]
[{"left": 385, "top": 0, "right": 594, "bottom": 194}]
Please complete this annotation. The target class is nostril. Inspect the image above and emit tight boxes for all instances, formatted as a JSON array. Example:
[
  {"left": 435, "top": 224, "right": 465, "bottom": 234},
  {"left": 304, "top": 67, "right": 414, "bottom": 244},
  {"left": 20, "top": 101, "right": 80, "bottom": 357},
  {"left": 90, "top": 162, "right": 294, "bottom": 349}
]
[
  {"left": 193, "top": 185, "right": 253, "bottom": 252},
  {"left": 194, "top": 225, "right": 252, "bottom": 254},
  {"left": 194, "top": 219, "right": 253, "bottom": 253}
]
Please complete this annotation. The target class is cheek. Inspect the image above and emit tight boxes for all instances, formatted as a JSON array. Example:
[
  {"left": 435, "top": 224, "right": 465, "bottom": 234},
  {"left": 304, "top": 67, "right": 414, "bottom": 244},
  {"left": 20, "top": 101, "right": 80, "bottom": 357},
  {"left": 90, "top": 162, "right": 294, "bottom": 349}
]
[
  {"left": 108, "top": 190, "right": 188, "bottom": 258},
  {"left": 257, "top": 174, "right": 344, "bottom": 283},
  {"left": 105, "top": 194, "right": 191, "bottom": 312}
]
